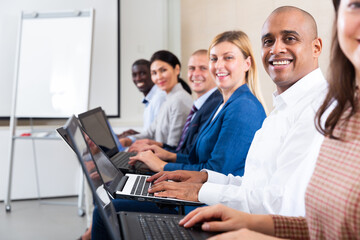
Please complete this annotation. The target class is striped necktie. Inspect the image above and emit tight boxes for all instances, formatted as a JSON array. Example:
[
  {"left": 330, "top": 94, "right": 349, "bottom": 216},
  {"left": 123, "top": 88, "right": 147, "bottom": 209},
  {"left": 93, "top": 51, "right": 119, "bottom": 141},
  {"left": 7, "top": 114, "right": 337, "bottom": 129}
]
[{"left": 176, "top": 105, "right": 198, "bottom": 151}]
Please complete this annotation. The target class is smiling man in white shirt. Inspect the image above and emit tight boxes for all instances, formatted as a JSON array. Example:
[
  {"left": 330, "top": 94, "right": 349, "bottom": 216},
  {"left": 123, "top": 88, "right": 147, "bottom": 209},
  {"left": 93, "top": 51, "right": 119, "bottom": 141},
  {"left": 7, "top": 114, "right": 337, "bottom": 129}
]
[{"left": 146, "top": 6, "right": 329, "bottom": 217}]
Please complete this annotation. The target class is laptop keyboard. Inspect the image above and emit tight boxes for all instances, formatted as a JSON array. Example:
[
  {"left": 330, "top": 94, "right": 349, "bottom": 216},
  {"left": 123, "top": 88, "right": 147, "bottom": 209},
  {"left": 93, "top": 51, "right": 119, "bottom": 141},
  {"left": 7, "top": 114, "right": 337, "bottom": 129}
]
[
  {"left": 130, "top": 176, "right": 154, "bottom": 197},
  {"left": 138, "top": 214, "right": 193, "bottom": 240},
  {"left": 112, "top": 152, "right": 136, "bottom": 168}
]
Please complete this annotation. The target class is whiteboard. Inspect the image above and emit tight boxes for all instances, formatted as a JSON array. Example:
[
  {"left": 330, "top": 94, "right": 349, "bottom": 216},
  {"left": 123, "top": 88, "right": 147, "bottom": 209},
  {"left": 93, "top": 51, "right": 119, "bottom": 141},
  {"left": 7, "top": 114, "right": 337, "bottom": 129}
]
[{"left": 14, "top": 10, "right": 93, "bottom": 118}]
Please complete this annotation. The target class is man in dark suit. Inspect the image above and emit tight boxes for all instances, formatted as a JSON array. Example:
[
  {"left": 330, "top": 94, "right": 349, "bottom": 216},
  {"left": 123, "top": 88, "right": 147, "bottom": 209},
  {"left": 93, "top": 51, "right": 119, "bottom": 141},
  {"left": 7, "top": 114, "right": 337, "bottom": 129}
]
[
  {"left": 164, "top": 49, "right": 222, "bottom": 154},
  {"left": 129, "top": 49, "right": 222, "bottom": 154}
]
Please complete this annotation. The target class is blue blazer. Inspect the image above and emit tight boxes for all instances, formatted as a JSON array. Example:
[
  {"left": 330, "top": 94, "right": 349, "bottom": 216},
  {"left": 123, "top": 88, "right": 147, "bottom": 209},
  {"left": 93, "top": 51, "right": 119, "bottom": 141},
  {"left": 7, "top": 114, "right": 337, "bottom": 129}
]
[
  {"left": 164, "top": 90, "right": 223, "bottom": 154},
  {"left": 164, "top": 84, "right": 266, "bottom": 176}
]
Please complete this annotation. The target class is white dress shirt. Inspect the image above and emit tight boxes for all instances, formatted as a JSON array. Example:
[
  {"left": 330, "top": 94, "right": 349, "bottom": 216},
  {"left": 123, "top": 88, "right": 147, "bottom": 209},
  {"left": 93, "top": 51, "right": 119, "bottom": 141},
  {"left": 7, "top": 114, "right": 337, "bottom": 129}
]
[
  {"left": 142, "top": 85, "right": 166, "bottom": 130},
  {"left": 198, "top": 68, "right": 328, "bottom": 217},
  {"left": 192, "top": 87, "right": 218, "bottom": 121}
]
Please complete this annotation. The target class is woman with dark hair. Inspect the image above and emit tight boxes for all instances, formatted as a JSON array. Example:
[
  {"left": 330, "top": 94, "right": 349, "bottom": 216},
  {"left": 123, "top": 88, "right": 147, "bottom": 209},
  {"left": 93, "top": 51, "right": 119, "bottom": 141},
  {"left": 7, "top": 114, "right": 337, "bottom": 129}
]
[
  {"left": 179, "top": 0, "right": 360, "bottom": 239},
  {"left": 150, "top": 50, "right": 192, "bottom": 94},
  {"left": 120, "top": 50, "right": 193, "bottom": 148}
]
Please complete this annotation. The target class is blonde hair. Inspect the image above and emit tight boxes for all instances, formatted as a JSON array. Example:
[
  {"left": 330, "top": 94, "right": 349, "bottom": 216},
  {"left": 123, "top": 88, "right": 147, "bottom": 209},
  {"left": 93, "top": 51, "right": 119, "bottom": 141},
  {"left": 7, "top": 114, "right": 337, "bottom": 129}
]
[{"left": 208, "top": 31, "right": 266, "bottom": 110}]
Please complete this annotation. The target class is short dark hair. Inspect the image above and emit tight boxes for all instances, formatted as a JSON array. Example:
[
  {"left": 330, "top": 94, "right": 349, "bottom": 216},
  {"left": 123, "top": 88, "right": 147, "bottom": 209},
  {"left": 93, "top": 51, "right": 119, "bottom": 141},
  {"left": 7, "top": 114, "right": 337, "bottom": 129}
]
[{"left": 132, "top": 59, "right": 150, "bottom": 69}]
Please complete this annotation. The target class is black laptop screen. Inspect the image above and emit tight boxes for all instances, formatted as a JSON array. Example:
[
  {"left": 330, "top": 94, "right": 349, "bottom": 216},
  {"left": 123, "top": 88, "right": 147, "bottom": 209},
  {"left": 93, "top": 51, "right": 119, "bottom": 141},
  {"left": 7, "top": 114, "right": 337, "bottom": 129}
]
[{"left": 78, "top": 108, "right": 118, "bottom": 158}]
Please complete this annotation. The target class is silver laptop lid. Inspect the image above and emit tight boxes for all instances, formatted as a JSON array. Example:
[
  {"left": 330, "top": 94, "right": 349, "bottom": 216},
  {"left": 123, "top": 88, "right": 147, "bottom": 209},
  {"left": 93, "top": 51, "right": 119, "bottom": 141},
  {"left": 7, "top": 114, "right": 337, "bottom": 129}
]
[{"left": 64, "top": 115, "right": 122, "bottom": 240}]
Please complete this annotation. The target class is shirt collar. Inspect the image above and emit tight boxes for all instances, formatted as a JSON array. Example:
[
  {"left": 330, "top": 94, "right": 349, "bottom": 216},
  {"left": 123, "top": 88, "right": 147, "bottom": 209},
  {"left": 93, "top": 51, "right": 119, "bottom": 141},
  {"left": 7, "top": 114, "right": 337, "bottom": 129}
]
[
  {"left": 143, "top": 85, "right": 158, "bottom": 104},
  {"left": 272, "top": 68, "right": 326, "bottom": 109},
  {"left": 193, "top": 87, "right": 218, "bottom": 110}
]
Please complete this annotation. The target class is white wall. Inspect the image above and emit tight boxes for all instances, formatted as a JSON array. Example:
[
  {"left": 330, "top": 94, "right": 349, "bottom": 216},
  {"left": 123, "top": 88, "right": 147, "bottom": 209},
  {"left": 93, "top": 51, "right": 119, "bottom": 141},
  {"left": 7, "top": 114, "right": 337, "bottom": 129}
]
[{"left": 118, "top": 0, "right": 181, "bottom": 126}]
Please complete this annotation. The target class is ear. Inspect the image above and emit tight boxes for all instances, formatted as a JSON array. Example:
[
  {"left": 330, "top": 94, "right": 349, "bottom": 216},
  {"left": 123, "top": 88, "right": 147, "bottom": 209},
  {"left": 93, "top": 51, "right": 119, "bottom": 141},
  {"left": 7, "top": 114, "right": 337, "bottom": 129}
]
[
  {"left": 175, "top": 64, "right": 180, "bottom": 76},
  {"left": 312, "top": 37, "right": 322, "bottom": 57},
  {"left": 244, "top": 56, "right": 252, "bottom": 72}
]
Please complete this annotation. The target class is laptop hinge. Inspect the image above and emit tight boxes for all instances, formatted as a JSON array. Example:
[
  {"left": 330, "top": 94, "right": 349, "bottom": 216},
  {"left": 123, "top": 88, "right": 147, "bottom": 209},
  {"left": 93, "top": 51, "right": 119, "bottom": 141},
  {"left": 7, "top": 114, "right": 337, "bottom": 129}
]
[{"left": 115, "top": 175, "right": 129, "bottom": 193}]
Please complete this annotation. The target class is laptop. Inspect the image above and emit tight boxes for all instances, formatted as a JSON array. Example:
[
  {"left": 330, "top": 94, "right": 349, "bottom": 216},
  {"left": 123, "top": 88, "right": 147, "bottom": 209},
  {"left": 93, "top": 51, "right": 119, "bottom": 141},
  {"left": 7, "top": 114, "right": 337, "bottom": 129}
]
[
  {"left": 66, "top": 119, "right": 214, "bottom": 240},
  {"left": 63, "top": 115, "right": 203, "bottom": 206},
  {"left": 77, "top": 107, "right": 150, "bottom": 174},
  {"left": 56, "top": 127, "right": 75, "bottom": 151}
]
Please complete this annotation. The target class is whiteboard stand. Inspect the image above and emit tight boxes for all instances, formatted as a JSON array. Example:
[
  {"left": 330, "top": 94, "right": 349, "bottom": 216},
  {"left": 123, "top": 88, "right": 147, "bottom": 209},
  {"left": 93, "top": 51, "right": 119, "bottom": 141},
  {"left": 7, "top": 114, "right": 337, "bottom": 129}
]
[
  {"left": 5, "top": 9, "right": 93, "bottom": 216},
  {"left": 5, "top": 124, "right": 85, "bottom": 216},
  {"left": 5, "top": 119, "right": 85, "bottom": 217}
]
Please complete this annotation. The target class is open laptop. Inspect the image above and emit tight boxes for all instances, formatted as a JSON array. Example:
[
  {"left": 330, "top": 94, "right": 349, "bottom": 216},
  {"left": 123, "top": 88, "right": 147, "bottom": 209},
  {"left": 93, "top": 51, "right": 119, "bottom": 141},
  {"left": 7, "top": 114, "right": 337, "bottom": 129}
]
[
  {"left": 66, "top": 116, "right": 214, "bottom": 240},
  {"left": 56, "top": 127, "right": 75, "bottom": 151},
  {"left": 63, "top": 115, "right": 202, "bottom": 206},
  {"left": 77, "top": 107, "right": 150, "bottom": 174}
]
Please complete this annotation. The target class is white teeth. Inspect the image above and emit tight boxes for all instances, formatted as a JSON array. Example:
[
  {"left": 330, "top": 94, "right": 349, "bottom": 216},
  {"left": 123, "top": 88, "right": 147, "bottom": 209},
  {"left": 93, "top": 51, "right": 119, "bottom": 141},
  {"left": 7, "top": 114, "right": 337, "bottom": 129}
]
[
  {"left": 137, "top": 83, "right": 144, "bottom": 87},
  {"left": 217, "top": 73, "right": 228, "bottom": 77},
  {"left": 273, "top": 60, "right": 290, "bottom": 66}
]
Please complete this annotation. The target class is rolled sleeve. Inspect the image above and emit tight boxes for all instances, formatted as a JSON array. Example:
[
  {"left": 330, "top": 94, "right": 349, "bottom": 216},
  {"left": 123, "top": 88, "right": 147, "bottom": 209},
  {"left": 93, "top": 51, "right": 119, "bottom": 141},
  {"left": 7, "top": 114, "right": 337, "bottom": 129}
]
[
  {"left": 198, "top": 182, "right": 224, "bottom": 205},
  {"left": 203, "top": 169, "right": 243, "bottom": 185}
]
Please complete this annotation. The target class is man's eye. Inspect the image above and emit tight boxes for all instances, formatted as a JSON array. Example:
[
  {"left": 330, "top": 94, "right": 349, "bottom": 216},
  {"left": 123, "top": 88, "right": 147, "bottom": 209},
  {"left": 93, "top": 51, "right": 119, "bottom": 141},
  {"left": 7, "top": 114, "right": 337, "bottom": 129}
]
[
  {"left": 263, "top": 39, "right": 273, "bottom": 46},
  {"left": 285, "top": 36, "right": 296, "bottom": 41}
]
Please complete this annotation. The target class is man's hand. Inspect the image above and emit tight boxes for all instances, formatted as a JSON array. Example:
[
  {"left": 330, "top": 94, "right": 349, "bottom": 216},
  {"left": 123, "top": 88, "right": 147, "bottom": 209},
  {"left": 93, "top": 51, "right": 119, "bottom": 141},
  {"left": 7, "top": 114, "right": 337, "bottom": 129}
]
[
  {"left": 147, "top": 170, "right": 208, "bottom": 184},
  {"left": 128, "top": 150, "right": 167, "bottom": 172},
  {"left": 119, "top": 138, "right": 132, "bottom": 147},
  {"left": 128, "top": 142, "right": 150, "bottom": 153},
  {"left": 148, "top": 181, "right": 203, "bottom": 202},
  {"left": 117, "top": 129, "right": 139, "bottom": 139}
]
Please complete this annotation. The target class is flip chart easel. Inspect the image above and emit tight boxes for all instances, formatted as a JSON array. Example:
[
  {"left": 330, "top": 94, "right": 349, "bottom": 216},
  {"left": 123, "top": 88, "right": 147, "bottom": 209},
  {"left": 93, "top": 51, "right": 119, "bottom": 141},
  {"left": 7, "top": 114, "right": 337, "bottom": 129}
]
[{"left": 5, "top": 9, "right": 94, "bottom": 214}]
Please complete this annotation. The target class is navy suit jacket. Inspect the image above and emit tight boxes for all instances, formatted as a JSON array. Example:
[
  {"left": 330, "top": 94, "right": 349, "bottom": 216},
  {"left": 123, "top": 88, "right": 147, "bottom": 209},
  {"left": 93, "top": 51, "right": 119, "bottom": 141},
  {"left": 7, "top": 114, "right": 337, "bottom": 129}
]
[
  {"left": 164, "top": 84, "right": 266, "bottom": 176},
  {"left": 164, "top": 89, "right": 223, "bottom": 154}
]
